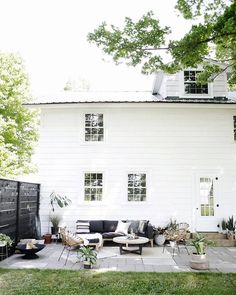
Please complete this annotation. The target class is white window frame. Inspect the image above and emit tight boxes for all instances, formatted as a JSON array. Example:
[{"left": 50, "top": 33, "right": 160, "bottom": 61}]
[
  {"left": 84, "top": 113, "right": 104, "bottom": 142},
  {"left": 179, "top": 70, "right": 213, "bottom": 98},
  {"left": 84, "top": 172, "right": 103, "bottom": 201},
  {"left": 127, "top": 172, "right": 147, "bottom": 202}
]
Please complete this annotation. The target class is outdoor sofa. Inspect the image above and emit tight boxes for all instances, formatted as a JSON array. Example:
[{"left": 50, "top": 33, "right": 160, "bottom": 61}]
[{"left": 76, "top": 219, "right": 154, "bottom": 247}]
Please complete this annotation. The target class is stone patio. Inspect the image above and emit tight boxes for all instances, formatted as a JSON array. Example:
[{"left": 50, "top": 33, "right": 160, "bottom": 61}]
[{"left": 0, "top": 243, "right": 236, "bottom": 272}]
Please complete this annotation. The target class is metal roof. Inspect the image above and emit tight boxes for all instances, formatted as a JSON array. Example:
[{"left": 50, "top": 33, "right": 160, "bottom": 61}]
[{"left": 25, "top": 91, "right": 236, "bottom": 105}]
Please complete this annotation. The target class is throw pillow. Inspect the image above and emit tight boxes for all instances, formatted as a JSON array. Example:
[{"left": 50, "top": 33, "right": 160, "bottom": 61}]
[
  {"left": 127, "top": 220, "right": 140, "bottom": 234},
  {"left": 138, "top": 220, "right": 149, "bottom": 234},
  {"left": 115, "top": 221, "right": 131, "bottom": 235},
  {"left": 76, "top": 220, "right": 90, "bottom": 234}
]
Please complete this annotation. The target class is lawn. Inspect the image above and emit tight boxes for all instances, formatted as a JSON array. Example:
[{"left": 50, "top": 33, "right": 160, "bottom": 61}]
[{"left": 0, "top": 269, "right": 236, "bottom": 295}]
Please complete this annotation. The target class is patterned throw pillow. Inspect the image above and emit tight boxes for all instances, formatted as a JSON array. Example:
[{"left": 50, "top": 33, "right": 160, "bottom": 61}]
[
  {"left": 138, "top": 220, "right": 149, "bottom": 234},
  {"left": 76, "top": 220, "right": 90, "bottom": 234}
]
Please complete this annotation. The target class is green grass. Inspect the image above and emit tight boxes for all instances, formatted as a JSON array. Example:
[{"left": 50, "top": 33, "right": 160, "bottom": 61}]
[{"left": 0, "top": 269, "right": 235, "bottom": 295}]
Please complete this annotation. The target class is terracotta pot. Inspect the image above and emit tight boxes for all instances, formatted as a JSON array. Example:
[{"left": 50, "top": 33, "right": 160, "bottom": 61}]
[
  {"left": 44, "top": 234, "right": 52, "bottom": 244},
  {"left": 190, "top": 253, "right": 209, "bottom": 270}
]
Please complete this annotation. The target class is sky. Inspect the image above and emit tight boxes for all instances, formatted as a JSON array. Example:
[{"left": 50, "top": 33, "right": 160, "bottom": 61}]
[{"left": 0, "top": 0, "right": 192, "bottom": 95}]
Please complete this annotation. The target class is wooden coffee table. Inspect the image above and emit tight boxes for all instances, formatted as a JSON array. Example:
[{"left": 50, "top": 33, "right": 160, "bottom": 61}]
[{"left": 113, "top": 236, "right": 149, "bottom": 255}]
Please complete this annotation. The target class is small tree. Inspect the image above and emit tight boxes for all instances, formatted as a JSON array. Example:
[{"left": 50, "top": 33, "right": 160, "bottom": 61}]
[{"left": 0, "top": 52, "right": 38, "bottom": 177}]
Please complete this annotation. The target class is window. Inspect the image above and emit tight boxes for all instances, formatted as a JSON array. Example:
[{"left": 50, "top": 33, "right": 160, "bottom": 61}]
[
  {"left": 128, "top": 173, "right": 146, "bottom": 202},
  {"left": 84, "top": 173, "right": 103, "bottom": 201},
  {"left": 234, "top": 116, "right": 236, "bottom": 141},
  {"left": 200, "top": 177, "right": 214, "bottom": 216},
  {"left": 85, "top": 114, "right": 104, "bottom": 141},
  {"left": 184, "top": 71, "right": 208, "bottom": 94}
]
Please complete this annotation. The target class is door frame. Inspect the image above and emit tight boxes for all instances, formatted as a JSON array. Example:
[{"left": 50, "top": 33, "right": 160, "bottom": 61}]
[{"left": 193, "top": 170, "right": 221, "bottom": 232}]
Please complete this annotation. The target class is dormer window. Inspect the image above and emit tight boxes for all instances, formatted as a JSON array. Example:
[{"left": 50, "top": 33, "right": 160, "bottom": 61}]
[{"left": 184, "top": 71, "right": 208, "bottom": 94}]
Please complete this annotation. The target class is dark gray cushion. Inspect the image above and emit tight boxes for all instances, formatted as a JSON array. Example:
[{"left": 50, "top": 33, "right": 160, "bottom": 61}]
[
  {"left": 103, "top": 220, "right": 118, "bottom": 232},
  {"left": 127, "top": 220, "right": 140, "bottom": 234},
  {"left": 102, "top": 232, "right": 124, "bottom": 238},
  {"left": 89, "top": 220, "right": 104, "bottom": 233}
]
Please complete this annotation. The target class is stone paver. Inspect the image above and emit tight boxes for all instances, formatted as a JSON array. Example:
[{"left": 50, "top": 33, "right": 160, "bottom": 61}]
[{"left": 0, "top": 243, "right": 235, "bottom": 272}]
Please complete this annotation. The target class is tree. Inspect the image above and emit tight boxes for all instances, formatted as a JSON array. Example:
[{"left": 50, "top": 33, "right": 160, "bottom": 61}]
[
  {"left": 0, "top": 52, "right": 38, "bottom": 177},
  {"left": 88, "top": 0, "right": 236, "bottom": 87}
]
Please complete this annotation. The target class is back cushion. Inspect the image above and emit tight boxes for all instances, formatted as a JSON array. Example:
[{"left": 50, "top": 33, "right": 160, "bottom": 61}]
[
  {"left": 89, "top": 220, "right": 104, "bottom": 233},
  {"left": 103, "top": 220, "right": 118, "bottom": 232}
]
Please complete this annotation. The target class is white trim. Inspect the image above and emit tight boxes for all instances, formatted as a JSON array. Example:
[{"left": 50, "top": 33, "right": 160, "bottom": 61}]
[
  {"left": 193, "top": 170, "right": 222, "bottom": 232},
  {"left": 124, "top": 170, "right": 149, "bottom": 204},
  {"left": 79, "top": 111, "right": 106, "bottom": 145},
  {"left": 179, "top": 71, "right": 213, "bottom": 99},
  {"left": 81, "top": 170, "right": 106, "bottom": 204}
]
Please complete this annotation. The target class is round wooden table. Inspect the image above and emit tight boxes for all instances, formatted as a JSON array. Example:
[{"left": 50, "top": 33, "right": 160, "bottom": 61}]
[{"left": 113, "top": 236, "right": 149, "bottom": 255}]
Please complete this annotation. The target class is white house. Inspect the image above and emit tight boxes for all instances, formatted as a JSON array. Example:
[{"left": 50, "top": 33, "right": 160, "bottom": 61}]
[{"left": 26, "top": 67, "right": 236, "bottom": 234}]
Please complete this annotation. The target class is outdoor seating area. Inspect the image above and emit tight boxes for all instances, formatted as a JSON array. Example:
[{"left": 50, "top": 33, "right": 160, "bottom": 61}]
[{"left": 0, "top": 241, "right": 236, "bottom": 273}]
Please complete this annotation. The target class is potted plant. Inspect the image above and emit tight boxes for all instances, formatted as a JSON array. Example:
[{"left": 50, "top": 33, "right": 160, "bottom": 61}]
[
  {"left": 190, "top": 233, "right": 214, "bottom": 270},
  {"left": 49, "top": 215, "right": 62, "bottom": 235},
  {"left": 77, "top": 246, "right": 97, "bottom": 269},
  {"left": 221, "top": 218, "right": 227, "bottom": 234},
  {"left": 0, "top": 233, "right": 13, "bottom": 247},
  {"left": 45, "top": 192, "right": 71, "bottom": 242},
  {"left": 153, "top": 226, "right": 167, "bottom": 246},
  {"left": 225, "top": 216, "right": 235, "bottom": 240}
]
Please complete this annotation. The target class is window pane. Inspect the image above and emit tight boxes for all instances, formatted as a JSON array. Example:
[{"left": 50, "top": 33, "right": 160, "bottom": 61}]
[
  {"left": 128, "top": 173, "right": 146, "bottom": 202},
  {"left": 85, "top": 114, "right": 104, "bottom": 141},
  {"left": 184, "top": 71, "right": 208, "bottom": 94},
  {"left": 84, "top": 173, "right": 103, "bottom": 201}
]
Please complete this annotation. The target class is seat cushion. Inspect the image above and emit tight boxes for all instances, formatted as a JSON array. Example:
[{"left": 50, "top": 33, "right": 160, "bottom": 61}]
[
  {"left": 89, "top": 220, "right": 104, "bottom": 233},
  {"left": 102, "top": 232, "right": 124, "bottom": 239},
  {"left": 103, "top": 220, "right": 118, "bottom": 232}
]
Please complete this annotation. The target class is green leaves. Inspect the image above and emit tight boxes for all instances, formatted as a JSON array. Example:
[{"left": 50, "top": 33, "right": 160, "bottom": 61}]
[
  {"left": 49, "top": 192, "right": 71, "bottom": 212},
  {"left": 88, "top": 11, "right": 170, "bottom": 71},
  {"left": 88, "top": 1, "right": 236, "bottom": 87},
  {"left": 0, "top": 53, "right": 38, "bottom": 177}
]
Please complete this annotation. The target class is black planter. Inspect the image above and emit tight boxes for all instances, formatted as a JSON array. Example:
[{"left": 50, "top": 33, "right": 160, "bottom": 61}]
[
  {"left": 51, "top": 227, "right": 59, "bottom": 235},
  {"left": 84, "top": 263, "right": 91, "bottom": 269}
]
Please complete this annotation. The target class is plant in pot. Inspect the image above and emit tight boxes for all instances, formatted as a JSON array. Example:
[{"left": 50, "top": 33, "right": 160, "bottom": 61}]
[
  {"left": 153, "top": 226, "right": 167, "bottom": 246},
  {"left": 190, "top": 233, "right": 214, "bottom": 270},
  {"left": 77, "top": 246, "right": 97, "bottom": 269},
  {"left": 45, "top": 192, "right": 71, "bottom": 243},
  {"left": 221, "top": 218, "right": 227, "bottom": 234},
  {"left": 225, "top": 216, "right": 235, "bottom": 240},
  {"left": 0, "top": 233, "right": 13, "bottom": 247},
  {"left": 49, "top": 215, "right": 62, "bottom": 235}
]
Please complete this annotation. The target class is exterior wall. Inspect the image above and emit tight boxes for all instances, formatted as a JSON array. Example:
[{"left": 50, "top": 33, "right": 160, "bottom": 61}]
[
  {"left": 36, "top": 104, "right": 236, "bottom": 233},
  {"left": 157, "top": 69, "right": 228, "bottom": 98}
]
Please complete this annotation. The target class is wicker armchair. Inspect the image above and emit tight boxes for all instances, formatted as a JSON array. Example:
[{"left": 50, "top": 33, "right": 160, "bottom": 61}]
[
  {"left": 58, "top": 227, "right": 83, "bottom": 265},
  {"left": 163, "top": 222, "right": 190, "bottom": 256}
]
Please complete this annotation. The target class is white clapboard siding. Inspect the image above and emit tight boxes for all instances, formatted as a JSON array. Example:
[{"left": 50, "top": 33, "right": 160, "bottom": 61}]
[{"left": 31, "top": 104, "right": 236, "bottom": 234}]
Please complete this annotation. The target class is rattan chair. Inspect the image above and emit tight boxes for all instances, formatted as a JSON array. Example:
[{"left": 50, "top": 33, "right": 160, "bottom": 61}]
[
  {"left": 58, "top": 227, "right": 83, "bottom": 265},
  {"left": 163, "top": 222, "right": 190, "bottom": 257}
]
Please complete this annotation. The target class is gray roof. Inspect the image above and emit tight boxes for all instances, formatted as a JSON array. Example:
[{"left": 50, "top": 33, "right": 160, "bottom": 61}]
[{"left": 25, "top": 91, "right": 236, "bottom": 105}]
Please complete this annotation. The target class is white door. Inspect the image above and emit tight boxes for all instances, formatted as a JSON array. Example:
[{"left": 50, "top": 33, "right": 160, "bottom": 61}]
[{"left": 195, "top": 176, "right": 219, "bottom": 232}]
